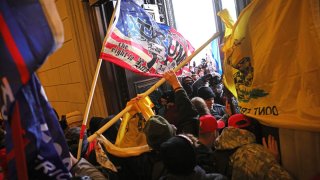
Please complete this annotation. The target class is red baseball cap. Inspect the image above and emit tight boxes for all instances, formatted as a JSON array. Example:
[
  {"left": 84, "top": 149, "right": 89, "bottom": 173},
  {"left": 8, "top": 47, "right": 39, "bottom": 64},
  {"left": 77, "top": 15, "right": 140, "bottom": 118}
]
[
  {"left": 228, "top": 114, "right": 251, "bottom": 128},
  {"left": 199, "top": 115, "right": 225, "bottom": 134}
]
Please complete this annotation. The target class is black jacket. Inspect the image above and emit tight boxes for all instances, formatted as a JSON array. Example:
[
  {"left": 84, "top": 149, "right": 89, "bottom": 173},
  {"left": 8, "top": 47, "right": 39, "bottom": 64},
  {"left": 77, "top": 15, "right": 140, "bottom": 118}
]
[
  {"left": 174, "top": 89, "right": 199, "bottom": 137},
  {"left": 210, "top": 104, "right": 227, "bottom": 120},
  {"left": 195, "top": 143, "right": 216, "bottom": 173},
  {"left": 160, "top": 165, "right": 227, "bottom": 180},
  {"left": 192, "top": 74, "right": 212, "bottom": 97}
]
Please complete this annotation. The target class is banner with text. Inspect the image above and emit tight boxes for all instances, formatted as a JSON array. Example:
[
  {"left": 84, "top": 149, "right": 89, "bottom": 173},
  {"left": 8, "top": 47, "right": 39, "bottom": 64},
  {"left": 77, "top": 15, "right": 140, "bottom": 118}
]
[
  {"left": 100, "top": 0, "right": 194, "bottom": 77},
  {"left": 0, "top": 0, "right": 71, "bottom": 178},
  {"left": 221, "top": 0, "right": 320, "bottom": 131}
]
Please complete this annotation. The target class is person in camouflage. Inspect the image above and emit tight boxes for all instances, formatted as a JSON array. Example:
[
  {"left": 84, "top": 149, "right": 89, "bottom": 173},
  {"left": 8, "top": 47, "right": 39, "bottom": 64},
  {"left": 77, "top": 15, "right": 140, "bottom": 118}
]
[{"left": 214, "top": 127, "right": 293, "bottom": 180}]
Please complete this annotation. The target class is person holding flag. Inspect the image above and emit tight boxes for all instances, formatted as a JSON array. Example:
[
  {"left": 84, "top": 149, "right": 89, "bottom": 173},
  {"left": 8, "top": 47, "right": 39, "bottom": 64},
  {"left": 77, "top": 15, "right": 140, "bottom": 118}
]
[{"left": 79, "top": 0, "right": 220, "bottom": 161}]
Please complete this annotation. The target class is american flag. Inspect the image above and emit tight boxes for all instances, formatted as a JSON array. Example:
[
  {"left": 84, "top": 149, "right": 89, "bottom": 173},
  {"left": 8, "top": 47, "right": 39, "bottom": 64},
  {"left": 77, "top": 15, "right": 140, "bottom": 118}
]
[{"left": 100, "top": 0, "right": 194, "bottom": 77}]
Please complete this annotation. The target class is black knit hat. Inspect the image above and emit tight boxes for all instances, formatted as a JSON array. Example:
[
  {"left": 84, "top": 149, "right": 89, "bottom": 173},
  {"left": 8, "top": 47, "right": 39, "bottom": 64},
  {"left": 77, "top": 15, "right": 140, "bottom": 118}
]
[
  {"left": 143, "top": 115, "right": 176, "bottom": 150},
  {"left": 160, "top": 135, "right": 196, "bottom": 175},
  {"left": 197, "top": 86, "right": 215, "bottom": 100}
]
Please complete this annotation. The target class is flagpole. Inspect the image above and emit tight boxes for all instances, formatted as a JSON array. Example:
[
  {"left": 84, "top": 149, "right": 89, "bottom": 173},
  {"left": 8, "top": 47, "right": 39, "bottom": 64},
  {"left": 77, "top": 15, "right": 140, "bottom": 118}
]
[
  {"left": 87, "top": 32, "right": 220, "bottom": 143},
  {"left": 77, "top": 0, "right": 120, "bottom": 160},
  {"left": 141, "top": 32, "right": 220, "bottom": 98}
]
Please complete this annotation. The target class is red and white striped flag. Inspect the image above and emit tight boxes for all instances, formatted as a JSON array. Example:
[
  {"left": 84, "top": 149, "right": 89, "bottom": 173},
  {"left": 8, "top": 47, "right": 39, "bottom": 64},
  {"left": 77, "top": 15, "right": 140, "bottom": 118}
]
[{"left": 100, "top": 0, "right": 194, "bottom": 77}]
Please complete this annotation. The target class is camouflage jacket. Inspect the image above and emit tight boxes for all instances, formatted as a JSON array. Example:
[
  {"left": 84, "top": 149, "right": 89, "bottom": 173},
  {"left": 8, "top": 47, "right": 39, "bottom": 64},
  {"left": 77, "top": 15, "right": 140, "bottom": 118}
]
[{"left": 214, "top": 128, "right": 292, "bottom": 180}]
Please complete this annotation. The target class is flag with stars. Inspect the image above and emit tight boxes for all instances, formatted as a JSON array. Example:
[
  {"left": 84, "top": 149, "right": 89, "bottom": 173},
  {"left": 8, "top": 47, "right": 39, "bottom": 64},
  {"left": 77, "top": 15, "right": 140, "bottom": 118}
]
[{"left": 100, "top": 0, "right": 194, "bottom": 77}]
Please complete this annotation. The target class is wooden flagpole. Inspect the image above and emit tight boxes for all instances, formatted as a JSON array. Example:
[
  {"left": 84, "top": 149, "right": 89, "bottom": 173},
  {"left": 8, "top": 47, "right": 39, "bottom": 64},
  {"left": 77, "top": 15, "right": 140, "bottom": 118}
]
[
  {"left": 87, "top": 32, "right": 220, "bottom": 143},
  {"left": 76, "top": 0, "right": 120, "bottom": 160}
]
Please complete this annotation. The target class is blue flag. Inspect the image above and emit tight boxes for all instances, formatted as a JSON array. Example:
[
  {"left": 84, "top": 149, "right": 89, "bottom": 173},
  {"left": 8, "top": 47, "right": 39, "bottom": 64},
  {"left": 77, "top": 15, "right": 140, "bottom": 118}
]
[
  {"left": 5, "top": 75, "right": 72, "bottom": 179},
  {"left": 0, "top": 0, "right": 71, "bottom": 179},
  {"left": 0, "top": 0, "right": 57, "bottom": 100},
  {"left": 211, "top": 38, "right": 222, "bottom": 75}
]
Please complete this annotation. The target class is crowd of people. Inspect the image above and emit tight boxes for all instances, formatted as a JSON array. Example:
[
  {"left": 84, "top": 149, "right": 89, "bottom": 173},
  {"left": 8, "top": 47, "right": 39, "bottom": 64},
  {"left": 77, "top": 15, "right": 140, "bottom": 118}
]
[
  {"left": 0, "top": 67, "right": 294, "bottom": 179},
  {"left": 1, "top": 69, "right": 292, "bottom": 179},
  {"left": 48, "top": 69, "right": 292, "bottom": 179}
]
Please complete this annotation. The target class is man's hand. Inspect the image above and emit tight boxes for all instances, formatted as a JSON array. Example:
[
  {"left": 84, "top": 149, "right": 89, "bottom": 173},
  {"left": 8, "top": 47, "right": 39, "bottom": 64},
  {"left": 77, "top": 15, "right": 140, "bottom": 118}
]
[
  {"left": 262, "top": 135, "right": 280, "bottom": 162},
  {"left": 163, "top": 70, "right": 182, "bottom": 90}
]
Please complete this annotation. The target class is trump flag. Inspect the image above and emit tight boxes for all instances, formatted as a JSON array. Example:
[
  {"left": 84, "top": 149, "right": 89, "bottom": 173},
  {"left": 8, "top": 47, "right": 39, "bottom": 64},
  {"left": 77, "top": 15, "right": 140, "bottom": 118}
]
[
  {"left": 0, "top": 0, "right": 71, "bottom": 179},
  {"left": 100, "top": 0, "right": 194, "bottom": 77}
]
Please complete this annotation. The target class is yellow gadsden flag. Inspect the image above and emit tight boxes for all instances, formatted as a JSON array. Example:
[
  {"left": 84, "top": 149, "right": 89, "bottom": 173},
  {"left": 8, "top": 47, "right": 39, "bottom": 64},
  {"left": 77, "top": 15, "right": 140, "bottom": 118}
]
[
  {"left": 97, "top": 96, "right": 154, "bottom": 158},
  {"left": 220, "top": 0, "right": 320, "bottom": 131}
]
